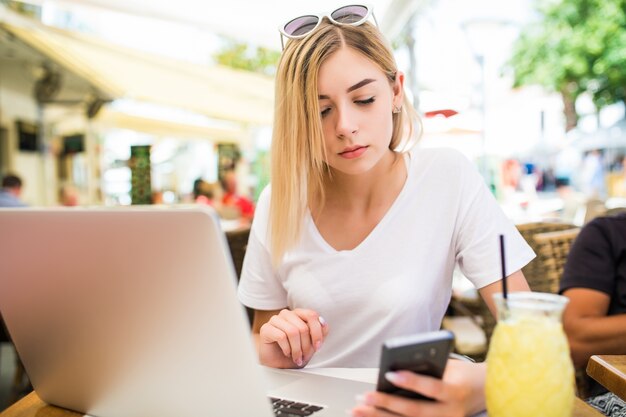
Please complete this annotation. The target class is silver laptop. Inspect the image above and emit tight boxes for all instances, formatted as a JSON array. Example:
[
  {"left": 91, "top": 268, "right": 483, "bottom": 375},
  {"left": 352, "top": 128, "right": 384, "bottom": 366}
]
[{"left": 0, "top": 207, "right": 373, "bottom": 417}]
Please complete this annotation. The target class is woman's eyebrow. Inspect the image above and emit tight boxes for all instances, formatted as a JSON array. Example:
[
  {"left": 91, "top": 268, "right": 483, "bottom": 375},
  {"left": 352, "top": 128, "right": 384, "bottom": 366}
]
[
  {"left": 318, "top": 78, "right": 377, "bottom": 100},
  {"left": 347, "top": 78, "right": 376, "bottom": 93}
]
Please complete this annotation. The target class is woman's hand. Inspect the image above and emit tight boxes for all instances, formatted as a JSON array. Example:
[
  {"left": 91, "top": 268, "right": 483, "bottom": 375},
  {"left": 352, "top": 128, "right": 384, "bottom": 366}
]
[
  {"left": 352, "top": 360, "right": 486, "bottom": 417},
  {"left": 257, "top": 308, "right": 329, "bottom": 368}
]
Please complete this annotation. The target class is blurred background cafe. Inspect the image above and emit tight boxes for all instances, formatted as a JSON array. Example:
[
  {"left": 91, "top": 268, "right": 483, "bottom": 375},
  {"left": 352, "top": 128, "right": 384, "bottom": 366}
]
[{"left": 0, "top": 0, "right": 625, "bottom": 411}]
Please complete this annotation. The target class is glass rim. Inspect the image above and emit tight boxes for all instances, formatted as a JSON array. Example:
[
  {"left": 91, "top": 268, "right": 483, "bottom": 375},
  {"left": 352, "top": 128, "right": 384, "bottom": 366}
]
[{"left": 492, "top": 291, "right": 569, "bottom": 310}]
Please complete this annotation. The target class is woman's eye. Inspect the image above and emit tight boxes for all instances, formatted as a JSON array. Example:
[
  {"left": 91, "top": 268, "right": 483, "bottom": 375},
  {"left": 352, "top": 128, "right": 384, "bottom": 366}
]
[
  {"left": 355, "top": 97, "right": 375, "bottom": 105},
  {"left": 321, "top": 108, "right": 331, "bottom": 117}
]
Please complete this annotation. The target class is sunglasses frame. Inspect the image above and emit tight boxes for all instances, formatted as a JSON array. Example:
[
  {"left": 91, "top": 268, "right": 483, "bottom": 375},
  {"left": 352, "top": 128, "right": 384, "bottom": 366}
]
[{"left": 279, "top": 4, "right": 377, "bottom": 49}]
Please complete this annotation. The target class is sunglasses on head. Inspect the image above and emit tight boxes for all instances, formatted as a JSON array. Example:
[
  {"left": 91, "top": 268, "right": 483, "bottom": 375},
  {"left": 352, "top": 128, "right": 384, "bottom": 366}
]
[{"left": 279, "top": 4, "right": 377, "bottom": 49}]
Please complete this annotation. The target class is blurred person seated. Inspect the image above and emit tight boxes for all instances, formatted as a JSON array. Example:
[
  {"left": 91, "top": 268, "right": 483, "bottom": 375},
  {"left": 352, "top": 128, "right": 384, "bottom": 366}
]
[
  {"left": 560, "top": 212, "right": 626, "bottom": 415},
  {"left": 0, "top": 173, "right": 27, "bottom": 207},
  {"left": 151, "top": 190, "right": 164, "bottom": 205},
  {"left": 579, "top": 149, "right": 607, "bottom": 200},
  {"left": 193, "top": 178, "right": 222, "bottom": 208},
  {"left": 59, "top": 184, "right": 80, "bottom": 207},
  {"left": 220, "top": 169, "right": 255, "bottom": 221},
  {"left": 612, "top": 155, "right": 626, "bottom": 198},
  {"left": 556, "top": 177, "right": 586, "bottom": 225}
]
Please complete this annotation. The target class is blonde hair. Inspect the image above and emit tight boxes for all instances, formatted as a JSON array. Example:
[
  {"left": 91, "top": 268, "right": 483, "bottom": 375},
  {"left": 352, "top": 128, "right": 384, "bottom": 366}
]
[{"left": 269, "top": 21, "right": 421, "bottom": 265}]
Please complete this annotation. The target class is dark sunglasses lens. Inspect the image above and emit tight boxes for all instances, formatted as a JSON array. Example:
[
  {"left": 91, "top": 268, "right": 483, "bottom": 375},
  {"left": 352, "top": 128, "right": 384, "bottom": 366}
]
[
  {"left": 284, "top": 15, "right": 319, "bottom": 36},
  {"left": 331, "top": 5, "right": 368, "bottom": 23}
]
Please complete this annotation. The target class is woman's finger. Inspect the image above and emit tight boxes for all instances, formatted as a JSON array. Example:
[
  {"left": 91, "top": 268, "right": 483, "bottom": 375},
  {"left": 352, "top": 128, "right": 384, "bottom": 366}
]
[
  {"left": 259, "top": 321, "right": 292, "bottom": 357},
  {"left": 293, "top": 309, "right": 328, "bottom": 352},
  {"left": 268, "top": 313, "right": 304, "bottom": 366},
  {"left": 280, "top": 310, "right": 313, "bottom": 366},
  {"left": 384, "top": 371, "right": 448, "bottom": 402}
]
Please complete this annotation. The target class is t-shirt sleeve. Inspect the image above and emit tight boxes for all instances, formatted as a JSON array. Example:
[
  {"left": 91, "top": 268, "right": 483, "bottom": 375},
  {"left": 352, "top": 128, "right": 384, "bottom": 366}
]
[
  {"left": 560, "top": 219, "right": 614, "bottom": 296},
  {"left": 237, "top": 186, "right": 289, "bottom": 310},
  {"left": 451, "top": 152, "right": 535, "bottom": 289}
]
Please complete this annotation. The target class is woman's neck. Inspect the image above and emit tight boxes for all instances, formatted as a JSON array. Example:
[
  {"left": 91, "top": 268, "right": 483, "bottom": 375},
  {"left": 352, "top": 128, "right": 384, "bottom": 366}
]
[{"left": 322, "top": 150, "right": 406, "bottom": 211}]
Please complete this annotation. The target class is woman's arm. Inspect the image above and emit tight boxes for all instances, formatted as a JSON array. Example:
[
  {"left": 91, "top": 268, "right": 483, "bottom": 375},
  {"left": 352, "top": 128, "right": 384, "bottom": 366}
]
[{"left": 477, "top": 269, "right": 531, "bottom": 317}]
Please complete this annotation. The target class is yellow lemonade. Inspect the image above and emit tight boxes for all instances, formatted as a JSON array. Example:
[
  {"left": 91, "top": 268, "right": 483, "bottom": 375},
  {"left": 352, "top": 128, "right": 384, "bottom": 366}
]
[{"left": 486, "top": 293, "right": 575, "bottom": 417}]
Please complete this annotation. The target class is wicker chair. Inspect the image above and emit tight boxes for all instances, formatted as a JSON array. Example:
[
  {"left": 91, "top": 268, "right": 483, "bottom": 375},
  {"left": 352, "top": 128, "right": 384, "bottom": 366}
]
[
  {"left": 532, "top": 228, "right": 581, "bottom": 293},
  {"left": 583, "top": 198, "right": 607, "bottom": 224},
  {"left": 225, "top": 226, "right": 254, "bottom": 325},
  {"left": 606, "top": 206, "right": 626, "bottom": 216},
  {"left": 225, "top": 226, "right": 250, "bottom": 279},
  {"left": 516, "top": 222, "right": 577, "bottom": 293}
]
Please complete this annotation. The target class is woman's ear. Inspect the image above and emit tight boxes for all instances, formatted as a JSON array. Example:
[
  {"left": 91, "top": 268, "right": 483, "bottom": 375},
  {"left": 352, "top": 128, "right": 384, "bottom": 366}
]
[{"left": 392, "top": 71, "right": 405, "bottom": 109}]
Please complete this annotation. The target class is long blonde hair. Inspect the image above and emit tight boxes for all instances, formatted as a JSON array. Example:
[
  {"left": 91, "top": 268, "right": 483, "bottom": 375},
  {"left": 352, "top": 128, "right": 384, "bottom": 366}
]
[{"left": 269, "top": 20, "right": 420, "bottom": 265}]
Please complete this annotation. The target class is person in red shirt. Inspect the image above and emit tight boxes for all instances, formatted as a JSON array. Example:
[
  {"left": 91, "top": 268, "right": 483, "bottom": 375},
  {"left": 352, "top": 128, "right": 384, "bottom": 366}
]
[{"left": 220, "top": 170, "right": 254, "bottom": 220}]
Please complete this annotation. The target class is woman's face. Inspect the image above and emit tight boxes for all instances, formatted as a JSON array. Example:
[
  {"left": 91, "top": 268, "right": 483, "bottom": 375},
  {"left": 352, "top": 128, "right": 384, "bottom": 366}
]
[{"left": 317, "top": 46, "right": 403, "bottom": 176}]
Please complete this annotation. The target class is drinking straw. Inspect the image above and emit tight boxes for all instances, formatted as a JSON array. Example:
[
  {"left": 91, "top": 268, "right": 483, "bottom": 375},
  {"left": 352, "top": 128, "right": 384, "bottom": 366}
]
[{"left": 500, "top": 234, "right": 508, "bottom": 299}]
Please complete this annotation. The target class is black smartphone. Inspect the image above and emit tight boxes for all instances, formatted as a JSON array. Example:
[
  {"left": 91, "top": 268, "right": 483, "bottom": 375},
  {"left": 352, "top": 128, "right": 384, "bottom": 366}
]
[{"left": 376, "top": 330, "right": 454, "bottom": 400}]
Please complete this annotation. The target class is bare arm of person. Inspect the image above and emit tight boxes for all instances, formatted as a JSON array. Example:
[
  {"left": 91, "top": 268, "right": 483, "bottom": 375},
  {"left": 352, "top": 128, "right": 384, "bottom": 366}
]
[
  {"left": 251, "top": 308, "right": 329, "bottom": 369},
  {"left": 478, "top": 269, "right": 531, "bottom": 317},
  {"left": 562, "top": 287, "right": 626, "bottom": 368}
]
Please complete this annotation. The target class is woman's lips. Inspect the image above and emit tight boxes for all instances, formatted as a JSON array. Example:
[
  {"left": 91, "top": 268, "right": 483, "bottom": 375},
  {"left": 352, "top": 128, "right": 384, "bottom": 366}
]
[{"left": 339, "top": 146, "right": 368, "bottom": 159}]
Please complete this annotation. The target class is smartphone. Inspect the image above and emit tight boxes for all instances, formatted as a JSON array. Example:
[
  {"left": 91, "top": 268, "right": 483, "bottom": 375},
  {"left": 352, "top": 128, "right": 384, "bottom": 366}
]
[{"left": 376, "top": 330, "right": 455, "bottom": 400}]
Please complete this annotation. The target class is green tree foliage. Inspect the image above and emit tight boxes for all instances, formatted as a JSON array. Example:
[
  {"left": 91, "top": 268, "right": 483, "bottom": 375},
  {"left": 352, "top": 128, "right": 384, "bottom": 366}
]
[
  {"left": 508, "top": 0, "right": 626, "bottom": 131},
  {"left": 213, "top": 39, "right": 280, "bottom": 76},
  {"left": 1, "top": 0, "right": 41, "bottom": 18}
]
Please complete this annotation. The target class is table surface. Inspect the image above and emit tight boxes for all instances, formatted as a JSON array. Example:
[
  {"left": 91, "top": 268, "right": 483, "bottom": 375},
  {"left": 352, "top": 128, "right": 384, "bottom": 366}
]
[
  {"left": 587, "top": 355, "right": 626, "bottom": 402},
  {"left": 0, "top": 390, "right": 605, "bottom": 417}
]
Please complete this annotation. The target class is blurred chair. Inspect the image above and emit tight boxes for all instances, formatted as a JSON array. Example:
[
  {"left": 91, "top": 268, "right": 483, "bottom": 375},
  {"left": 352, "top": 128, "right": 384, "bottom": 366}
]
[
  {"left": 606, "top": 206, "right": 626, "bottom": 217},
  {"left": 1, "top": 315, "right": 31, "bottom": 405},
  {"left": 516, "top": 222, "right": 577, "bottom": 293},
  {"left": 532, "top": 228, "right": 581, "bottom": 294},
  {"left": 225, "top": 226, "right": 253, "bottom": 325},
  {"left": 583, "top": 198, "right": 607, "bottom": 224},
  {"left": 442, "top": 299, "right": 488, "bottom": 362}
]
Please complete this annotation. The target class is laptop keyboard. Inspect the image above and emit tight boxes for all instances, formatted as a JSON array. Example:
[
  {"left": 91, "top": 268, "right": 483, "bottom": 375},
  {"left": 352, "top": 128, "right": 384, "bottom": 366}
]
[{"left": 270, "top": 397, "right": 325, "bottom": 416}]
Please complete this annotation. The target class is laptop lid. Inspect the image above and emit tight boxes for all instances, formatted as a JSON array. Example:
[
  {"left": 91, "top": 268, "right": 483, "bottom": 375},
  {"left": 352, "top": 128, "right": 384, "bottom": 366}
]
[{"left": 0, "top": 207, "right": 274, "bottom": 417}]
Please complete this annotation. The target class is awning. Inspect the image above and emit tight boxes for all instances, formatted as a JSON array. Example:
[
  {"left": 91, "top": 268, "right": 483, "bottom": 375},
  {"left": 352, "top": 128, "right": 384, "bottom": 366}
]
[
  {"left": 0, "top": 6, "right": 275, "bottom": 126},
  {"left": 95, "top": 108, "right": 247, "bottom": 141}
]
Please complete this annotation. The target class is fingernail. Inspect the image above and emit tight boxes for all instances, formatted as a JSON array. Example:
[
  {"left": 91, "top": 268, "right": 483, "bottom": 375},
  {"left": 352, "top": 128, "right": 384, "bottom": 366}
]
[
  {"left": 315, "top": 341, "right": 322, "bottom": 351},
  {"left": 385, "top": 371, "right": 405, "bottom": 384},
  {"left": 363, "top": 393, "right": 375, "bottom": 405},
  {"left": 295, "top": 357, "right": 303, "bottom": 367},
  {"left": 318, "top": 316, "right": 327, "bottom": 326}
]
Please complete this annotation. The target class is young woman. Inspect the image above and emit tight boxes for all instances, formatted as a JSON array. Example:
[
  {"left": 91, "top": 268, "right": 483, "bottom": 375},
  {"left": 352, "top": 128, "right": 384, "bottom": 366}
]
[{"left": 238, "top": 5, "right": 534, "bottom": 416}]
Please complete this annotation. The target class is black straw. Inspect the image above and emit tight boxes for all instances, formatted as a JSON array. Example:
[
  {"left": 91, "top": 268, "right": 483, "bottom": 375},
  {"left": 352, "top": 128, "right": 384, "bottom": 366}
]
[{"left": 500, "top": 234, "right": 508, "bottom": 299}]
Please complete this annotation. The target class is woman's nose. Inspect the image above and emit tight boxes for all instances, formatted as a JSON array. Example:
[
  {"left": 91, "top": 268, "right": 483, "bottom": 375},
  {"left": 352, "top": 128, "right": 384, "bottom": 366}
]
[{"left": 334, "top": 106, "right": 358, "bottom": 139}]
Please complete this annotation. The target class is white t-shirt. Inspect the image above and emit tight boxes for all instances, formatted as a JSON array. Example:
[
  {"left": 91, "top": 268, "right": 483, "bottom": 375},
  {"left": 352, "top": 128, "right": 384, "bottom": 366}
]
[{"left": 238, "top": 147, "right": 535, "bottom": 368}]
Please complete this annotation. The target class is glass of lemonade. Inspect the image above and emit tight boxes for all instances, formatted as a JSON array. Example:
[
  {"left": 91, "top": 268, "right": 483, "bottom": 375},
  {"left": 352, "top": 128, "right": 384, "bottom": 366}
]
[{"left": 486, "top": 292, "right": 575, "bottom": 417}]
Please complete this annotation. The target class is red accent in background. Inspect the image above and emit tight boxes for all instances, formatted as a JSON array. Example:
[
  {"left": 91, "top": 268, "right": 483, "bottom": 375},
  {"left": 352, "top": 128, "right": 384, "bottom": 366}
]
[{"left": 424, "top": 109, "right": 458, "bottom": 118}]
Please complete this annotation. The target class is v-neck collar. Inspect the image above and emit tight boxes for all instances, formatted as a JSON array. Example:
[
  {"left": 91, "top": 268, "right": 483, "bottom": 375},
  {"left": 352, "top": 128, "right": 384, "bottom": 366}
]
[{"left": 307, "top": 152, "right": 412, "bottom": 254}]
